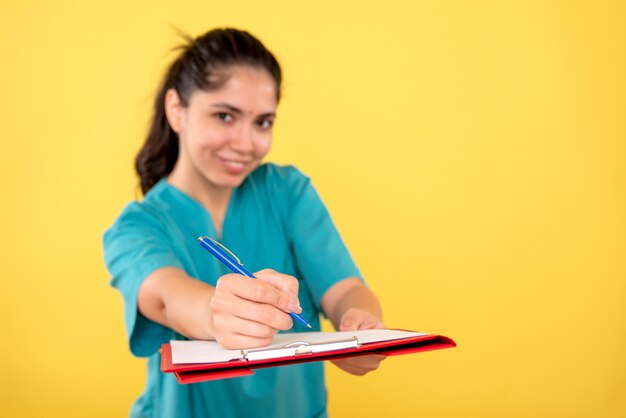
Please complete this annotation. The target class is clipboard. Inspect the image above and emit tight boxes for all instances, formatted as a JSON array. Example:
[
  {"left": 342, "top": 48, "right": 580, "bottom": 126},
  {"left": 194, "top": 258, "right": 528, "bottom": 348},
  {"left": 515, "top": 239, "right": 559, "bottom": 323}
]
[{"left": 160, "top": 329, "right": 456, "bottom": 384}]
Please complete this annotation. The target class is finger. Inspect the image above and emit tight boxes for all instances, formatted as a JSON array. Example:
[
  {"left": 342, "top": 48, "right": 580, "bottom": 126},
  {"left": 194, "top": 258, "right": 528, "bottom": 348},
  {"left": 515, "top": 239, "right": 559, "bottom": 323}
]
[
  {"left": 345, "top": 355, "right": 386, "bottom": 371},
  {"left": 333, "top": 355, "right": 386, "bottom": 375},
  {"left": 254, "top": 269, "right": 301, "bottom": 312},
  {"left": 217, "top": 332, "right": 275, "bottom": 350},
  {"left": 211, "top": 285, "right": 293, "bottom": 331},
  {"left": 213, "top": 313, "right": 278, "bottom": 341},
  {"left": 356, "top": 317, "right": 386, "bottom": 330},
  {"left": 217, "top": 274, "right": 299, "bottom": 313},
  {"left": 235, "top": 298, "right": 294, "bottom": 331},
  {"left": 339, "top": 309, "right": 367, "bottom": 331},
  {"left": 340, "top": 308, "right": 385, "bottom": 331},
  {"left": 254, "top": 269, "right": 299, "bottom": 297}
]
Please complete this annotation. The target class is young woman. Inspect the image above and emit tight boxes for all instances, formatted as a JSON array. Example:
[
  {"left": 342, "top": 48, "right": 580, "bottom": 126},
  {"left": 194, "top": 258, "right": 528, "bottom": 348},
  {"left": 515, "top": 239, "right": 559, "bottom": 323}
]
[{"left": 104, "top": 28, "right": 385, "bottom": 418}]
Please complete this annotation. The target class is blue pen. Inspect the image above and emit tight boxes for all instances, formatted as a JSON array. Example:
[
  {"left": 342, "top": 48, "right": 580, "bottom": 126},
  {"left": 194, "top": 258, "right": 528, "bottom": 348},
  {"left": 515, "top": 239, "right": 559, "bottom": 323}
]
[{"left": 197, "top": 236, "right": 312, "bottom": 329}]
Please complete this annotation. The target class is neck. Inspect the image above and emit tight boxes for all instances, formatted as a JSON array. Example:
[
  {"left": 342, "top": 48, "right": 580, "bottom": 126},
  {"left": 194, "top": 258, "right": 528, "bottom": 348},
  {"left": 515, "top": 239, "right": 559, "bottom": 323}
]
[{"left": 167, "top": 165, "right": 232, "bottom": 237}]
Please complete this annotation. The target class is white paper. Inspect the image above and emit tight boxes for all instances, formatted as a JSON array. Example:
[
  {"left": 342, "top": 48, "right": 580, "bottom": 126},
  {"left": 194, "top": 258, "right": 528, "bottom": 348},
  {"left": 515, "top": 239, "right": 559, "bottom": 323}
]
[
  {"left": 170, "top": 340, "right": 242, "bottom": 364},
  {"left": 170, "top": 329, "right": 427, "bottom": 364}
]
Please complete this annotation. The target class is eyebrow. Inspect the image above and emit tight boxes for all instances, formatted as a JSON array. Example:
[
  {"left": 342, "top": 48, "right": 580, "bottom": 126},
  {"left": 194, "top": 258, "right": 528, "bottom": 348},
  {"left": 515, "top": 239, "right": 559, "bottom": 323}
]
[{"left": 211, "top": 103, "right": 275, "bottom": 119}]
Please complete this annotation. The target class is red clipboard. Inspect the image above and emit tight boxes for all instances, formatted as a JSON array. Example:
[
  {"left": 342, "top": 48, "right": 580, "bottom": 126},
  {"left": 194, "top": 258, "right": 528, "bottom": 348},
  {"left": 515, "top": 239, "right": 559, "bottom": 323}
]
[{"left": 160, "top": 331, "right": 456, "bottom": 384}]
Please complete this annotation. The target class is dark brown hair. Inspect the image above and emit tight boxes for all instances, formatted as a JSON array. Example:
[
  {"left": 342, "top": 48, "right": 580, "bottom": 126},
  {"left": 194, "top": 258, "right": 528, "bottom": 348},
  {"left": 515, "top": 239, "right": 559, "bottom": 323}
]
[{"left": 135, "top": 28, "right": 282, "bottom": 194}]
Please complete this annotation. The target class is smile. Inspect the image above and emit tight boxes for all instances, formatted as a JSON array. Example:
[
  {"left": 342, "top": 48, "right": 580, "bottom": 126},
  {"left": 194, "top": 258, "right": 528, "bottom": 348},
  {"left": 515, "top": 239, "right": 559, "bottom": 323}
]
[
  {"left": 224, "top": 160, "right": 245, "bottom": 167},
  {"left": 217, "top": 157, "right": 252, "bottom": 174}
]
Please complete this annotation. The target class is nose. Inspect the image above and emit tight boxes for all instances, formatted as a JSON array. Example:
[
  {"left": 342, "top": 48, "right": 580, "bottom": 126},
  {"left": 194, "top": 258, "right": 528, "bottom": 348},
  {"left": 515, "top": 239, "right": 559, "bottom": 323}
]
[{"left": 229, "top": 123, "right": 255, "bottom": 153}]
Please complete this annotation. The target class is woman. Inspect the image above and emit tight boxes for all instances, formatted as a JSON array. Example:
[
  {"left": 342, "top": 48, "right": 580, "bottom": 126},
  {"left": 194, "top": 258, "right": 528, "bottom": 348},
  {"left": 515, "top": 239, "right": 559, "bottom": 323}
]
[{"left": 104, "top": 27, "right": 385, "bottom": 418}]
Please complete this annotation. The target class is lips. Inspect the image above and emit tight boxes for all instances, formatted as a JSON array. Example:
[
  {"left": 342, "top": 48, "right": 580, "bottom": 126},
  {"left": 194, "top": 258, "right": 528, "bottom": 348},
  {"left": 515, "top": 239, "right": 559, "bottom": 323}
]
[{"left": 217, "top": 156, "right": 252, "bottom": 174}]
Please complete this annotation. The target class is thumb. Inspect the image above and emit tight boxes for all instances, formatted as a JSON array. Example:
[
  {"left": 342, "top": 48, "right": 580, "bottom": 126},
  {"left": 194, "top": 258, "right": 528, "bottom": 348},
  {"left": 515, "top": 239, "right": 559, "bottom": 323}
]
[{"left": 339, "top": 309, "right": 366, "bottom": 331}]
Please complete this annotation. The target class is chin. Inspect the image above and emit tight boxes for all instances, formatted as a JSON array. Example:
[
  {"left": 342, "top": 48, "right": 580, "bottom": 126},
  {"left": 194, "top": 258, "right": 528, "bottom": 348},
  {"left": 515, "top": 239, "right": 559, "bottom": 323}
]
[
  {"left": 215, "top": 173, "right": 248, "bottom": 189},
  {"left": 205, "top": 165, "right": 257, "bottom": 190}
]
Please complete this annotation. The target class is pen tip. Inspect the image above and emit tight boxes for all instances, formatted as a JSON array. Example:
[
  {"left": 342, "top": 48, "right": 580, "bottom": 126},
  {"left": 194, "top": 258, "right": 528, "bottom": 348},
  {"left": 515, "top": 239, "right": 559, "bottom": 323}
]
[
  {"left": 197, "top": 236, "right": 203, "bottom": 242},
  {"left": 306, "top": 324, "right": 312, "bottom": 328}
]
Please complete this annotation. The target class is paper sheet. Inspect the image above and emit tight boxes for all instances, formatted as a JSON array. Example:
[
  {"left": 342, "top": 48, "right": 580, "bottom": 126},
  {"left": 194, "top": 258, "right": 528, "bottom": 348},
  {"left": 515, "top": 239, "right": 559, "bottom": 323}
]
[{"left": 170, "top": 329, "right": 427, "bottom": 364}]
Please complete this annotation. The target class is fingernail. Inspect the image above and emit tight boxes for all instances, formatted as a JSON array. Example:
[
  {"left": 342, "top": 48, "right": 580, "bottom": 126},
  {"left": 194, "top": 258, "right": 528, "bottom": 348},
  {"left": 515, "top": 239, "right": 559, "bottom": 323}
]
[{"left": 288, "top": 298, "right": 302, "bottom": 313}]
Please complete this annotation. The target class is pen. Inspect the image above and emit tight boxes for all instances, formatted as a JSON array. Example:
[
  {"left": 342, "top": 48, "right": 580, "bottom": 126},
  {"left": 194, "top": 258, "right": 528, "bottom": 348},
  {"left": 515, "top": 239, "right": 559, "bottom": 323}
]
[{"left": 197, "top": 236, "right": 312, "bottom": 329}]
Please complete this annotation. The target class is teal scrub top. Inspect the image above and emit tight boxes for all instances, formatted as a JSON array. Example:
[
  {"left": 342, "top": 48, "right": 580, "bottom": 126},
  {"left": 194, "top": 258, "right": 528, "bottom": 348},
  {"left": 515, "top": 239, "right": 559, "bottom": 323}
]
[{"left": 103, "top": 164, "right": 362, "bottom": 418}]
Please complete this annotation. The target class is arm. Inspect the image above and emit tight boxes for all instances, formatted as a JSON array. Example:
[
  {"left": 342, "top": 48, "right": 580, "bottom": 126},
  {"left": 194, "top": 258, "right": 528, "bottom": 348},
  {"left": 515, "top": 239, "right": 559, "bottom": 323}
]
[
  {"left": 137, "top": 267, "right": 301, "bottom": 349},
  {"left": 321, "top": 277, "right": 387, "bottom": 376}
]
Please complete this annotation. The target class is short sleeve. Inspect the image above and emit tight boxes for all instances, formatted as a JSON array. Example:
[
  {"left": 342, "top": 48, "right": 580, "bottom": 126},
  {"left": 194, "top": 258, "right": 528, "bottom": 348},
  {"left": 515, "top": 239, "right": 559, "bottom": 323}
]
[
  {"left": 103, "top": 204, "right": 184, "bottom": 357},
  {"left": 275, "top": 166, "right": 362, "bottom": 305}
]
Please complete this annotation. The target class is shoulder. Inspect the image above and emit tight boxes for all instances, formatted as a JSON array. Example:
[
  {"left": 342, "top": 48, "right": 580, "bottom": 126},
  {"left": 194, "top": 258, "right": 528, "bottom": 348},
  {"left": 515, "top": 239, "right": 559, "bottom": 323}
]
[
  {"left": 248, "top": 163, "right": 311, "bottom": 193},
  {"left": 104, "top": 180, "right": 172, "bottom": 240}
]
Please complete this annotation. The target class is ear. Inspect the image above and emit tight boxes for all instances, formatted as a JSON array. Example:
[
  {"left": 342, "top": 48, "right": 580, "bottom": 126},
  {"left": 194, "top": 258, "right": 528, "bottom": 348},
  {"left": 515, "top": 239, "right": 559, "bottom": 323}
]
[{"left": 164, "top": 89, "right": 186, "bottom": 133}]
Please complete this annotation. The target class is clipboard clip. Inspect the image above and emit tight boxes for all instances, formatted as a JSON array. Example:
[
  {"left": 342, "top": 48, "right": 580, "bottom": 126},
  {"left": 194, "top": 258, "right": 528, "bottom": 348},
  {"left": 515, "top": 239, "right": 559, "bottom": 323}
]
[{"left": 243, "top": 337, "right": 360, "bottom": 361}]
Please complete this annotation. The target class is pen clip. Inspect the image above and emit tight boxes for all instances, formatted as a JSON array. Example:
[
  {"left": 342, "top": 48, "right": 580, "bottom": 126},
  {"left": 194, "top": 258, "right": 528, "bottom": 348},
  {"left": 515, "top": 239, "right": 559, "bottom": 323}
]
[{"left": 207, "top": 237, "right": 244, "bottom": 266}]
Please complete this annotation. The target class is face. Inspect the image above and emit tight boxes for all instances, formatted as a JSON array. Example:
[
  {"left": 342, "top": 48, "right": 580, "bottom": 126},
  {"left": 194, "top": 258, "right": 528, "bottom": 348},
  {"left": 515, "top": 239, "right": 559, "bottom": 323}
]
[{"left": 167, "top": 66, "right": 277, "bottom": 192}]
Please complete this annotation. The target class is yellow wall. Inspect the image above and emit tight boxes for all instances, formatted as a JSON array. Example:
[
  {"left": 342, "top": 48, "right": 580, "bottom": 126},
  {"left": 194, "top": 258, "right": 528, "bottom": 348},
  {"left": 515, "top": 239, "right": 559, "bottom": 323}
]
[{"left": 1, "top": 1, "right": 624, "bottom": 417}]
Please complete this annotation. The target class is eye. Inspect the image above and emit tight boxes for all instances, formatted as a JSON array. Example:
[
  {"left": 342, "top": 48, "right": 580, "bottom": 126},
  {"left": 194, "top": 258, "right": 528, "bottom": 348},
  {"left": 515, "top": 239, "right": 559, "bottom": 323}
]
[
  {"left": 215, "top": 112, "right": 233, "bottom": 122},
  {"left": 256, "top": 118, "right": 274, "bottom": 130}
]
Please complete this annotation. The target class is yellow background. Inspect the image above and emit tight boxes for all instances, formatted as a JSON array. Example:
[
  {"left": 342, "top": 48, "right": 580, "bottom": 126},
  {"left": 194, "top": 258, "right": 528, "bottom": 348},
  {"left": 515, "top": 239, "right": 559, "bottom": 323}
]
[{"left": 1, "top": 1, "right": 624, "bottom": 417}]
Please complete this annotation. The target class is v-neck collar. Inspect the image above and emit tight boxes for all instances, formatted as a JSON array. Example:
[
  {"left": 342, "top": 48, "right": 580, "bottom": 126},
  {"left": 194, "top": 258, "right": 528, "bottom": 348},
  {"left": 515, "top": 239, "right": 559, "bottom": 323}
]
[{"left": 157, "top": 179, "right": 240, "bottom": 241}]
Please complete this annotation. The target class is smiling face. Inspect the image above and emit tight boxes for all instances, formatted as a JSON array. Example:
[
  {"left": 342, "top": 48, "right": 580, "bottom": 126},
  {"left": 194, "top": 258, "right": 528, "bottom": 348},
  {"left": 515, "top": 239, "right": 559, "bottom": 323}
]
[{"left": 165, "top": 66, "right": 278, "bottom": 197}]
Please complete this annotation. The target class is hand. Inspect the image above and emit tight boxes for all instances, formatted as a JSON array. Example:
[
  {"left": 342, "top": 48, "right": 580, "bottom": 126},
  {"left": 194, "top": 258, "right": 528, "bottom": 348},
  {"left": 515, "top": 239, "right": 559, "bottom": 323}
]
[
  {"left": 331, "top": 308, "right": 387, "bottom": 376},
  {"left": 209, "top": 269, "right": 302, "bottom": 349}
]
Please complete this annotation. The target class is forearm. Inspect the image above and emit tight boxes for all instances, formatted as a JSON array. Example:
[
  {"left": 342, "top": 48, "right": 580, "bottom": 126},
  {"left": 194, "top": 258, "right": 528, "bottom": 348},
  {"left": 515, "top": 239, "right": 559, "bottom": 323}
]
[{"left": 138, "top": 267, "right": 217, "bottom": 340}]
